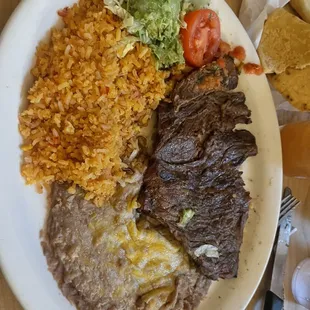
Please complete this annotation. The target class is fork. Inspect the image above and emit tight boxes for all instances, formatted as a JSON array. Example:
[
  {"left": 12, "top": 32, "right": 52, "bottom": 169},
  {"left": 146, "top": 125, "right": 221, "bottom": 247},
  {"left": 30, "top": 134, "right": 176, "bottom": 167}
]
[
  {"left": 265, "top": 188, "right": 299, "bottom": 310},
  {"left": 278, "top": 187, "right": 300, "bottom": 227}
]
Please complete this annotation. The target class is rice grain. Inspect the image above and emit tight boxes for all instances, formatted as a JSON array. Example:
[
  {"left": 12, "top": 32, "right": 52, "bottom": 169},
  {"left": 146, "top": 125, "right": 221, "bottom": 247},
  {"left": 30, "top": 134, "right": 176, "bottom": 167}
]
[{"left": 19, "top": 0, "right": 168, "bottom": 205}]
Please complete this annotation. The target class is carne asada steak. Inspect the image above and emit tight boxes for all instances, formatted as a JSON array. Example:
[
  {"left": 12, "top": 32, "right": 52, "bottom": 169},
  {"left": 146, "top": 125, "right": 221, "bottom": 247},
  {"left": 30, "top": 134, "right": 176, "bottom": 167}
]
[{"left": 139, "top": 57, "right": 258, "bottom": 281}]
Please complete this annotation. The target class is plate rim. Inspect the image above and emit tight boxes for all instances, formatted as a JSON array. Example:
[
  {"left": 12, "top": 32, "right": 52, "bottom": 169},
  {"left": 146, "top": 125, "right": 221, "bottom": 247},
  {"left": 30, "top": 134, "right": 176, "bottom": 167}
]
[{"left": 0, "top": 1, "right": 283, "bottom": 309}]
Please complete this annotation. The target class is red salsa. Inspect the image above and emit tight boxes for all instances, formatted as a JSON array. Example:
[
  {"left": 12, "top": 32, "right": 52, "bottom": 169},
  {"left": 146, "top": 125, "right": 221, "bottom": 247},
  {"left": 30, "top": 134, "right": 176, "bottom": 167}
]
[
  {"left": 230, "top": 46, "right": 246, "bottom": 62},
  {"left": 243, "top": 63, "right": 264, "bottom": 75},
  {"left": 216, "top": 57, "right": 226, "bottom": 68}
]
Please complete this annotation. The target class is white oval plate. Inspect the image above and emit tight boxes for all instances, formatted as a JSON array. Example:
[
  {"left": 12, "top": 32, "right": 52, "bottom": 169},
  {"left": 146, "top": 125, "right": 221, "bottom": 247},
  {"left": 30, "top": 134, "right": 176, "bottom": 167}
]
[{"left": 0, "top": 1, "right": 282, "bottom": 309}]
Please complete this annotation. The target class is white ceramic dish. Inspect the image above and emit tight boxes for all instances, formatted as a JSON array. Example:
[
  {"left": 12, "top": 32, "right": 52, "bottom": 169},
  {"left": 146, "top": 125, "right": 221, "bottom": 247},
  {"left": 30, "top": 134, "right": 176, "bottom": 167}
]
[{"left": 0, "top": 0, "right": 282, "bottom": 309}]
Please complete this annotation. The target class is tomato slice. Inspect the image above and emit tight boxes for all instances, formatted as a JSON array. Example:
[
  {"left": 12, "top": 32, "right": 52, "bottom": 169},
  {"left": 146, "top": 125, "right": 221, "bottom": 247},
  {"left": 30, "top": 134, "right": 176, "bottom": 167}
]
[{"left": 181, "top": 9, "right": 221, "bottom": 67}]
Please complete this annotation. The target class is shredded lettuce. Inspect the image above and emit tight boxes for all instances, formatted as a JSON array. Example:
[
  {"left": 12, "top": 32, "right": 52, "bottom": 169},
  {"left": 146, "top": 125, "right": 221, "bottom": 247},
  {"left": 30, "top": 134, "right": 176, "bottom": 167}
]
[
  {"left": 104, "top": 0, "right": 143, "bottom": 34},
  {"left": 125, "top": 0, "right": 181, "bottom": 42},
  {"left": 180, "top": 0, "right": 211, "bottom": 28},
  {"left": 104, "top": 0, "right": 212, "bottom": 68},
  {"left": 125, "top": 0, "right": 185, "bottom": 68},
  {"left": 104, "top": 0, "right": 185, "bottom": 68},
  {"left": 186, "top": 0, "right": 211, "bottom": 10},
  {"left": 194, "top": 244, "right": 219, "bottom": 258},
  {"left": 104, "top": 0, "right": 129, "bottom": 19},
  {"left": 180, "top": 1, "right": 192, "bottom": 28},
  {"left": 114, "top": 36, "right": 139, "bottom": 58}
]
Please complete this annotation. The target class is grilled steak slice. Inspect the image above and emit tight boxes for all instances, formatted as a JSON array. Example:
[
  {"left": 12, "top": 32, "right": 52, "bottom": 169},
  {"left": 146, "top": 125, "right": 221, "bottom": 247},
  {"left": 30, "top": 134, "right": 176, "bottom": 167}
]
[
  {"left": 139, "top": 60, "right": 258, "bottom": 281},
  {"left": 156, "top": 91, "right": 252, "bottom": 166},
  {"left": 172, "top": 56, "right": 238, "bottom": 107}
]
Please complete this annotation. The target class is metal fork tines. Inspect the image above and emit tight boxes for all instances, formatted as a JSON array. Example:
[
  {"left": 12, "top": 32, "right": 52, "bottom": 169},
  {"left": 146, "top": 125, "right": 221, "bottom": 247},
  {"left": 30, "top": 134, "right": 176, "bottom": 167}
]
[{"left": 278, "top": 188, "right": 300, "bottom": 226}]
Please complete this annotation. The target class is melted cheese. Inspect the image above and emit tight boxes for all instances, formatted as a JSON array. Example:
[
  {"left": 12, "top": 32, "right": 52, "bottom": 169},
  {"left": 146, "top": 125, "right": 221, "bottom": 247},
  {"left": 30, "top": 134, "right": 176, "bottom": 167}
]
[{"left": 89, "top": 197, "right": 190, "bottom": 309}]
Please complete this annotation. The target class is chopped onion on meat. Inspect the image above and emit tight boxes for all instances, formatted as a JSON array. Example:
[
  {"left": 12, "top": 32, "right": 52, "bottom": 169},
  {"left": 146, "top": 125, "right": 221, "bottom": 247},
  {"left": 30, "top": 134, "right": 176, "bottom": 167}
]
[
  {"left": 194, "top": 244, "right": 219, "bottom": 258},
  {"left": 178, "top": 209, "right": 195, "bottom": 227}
]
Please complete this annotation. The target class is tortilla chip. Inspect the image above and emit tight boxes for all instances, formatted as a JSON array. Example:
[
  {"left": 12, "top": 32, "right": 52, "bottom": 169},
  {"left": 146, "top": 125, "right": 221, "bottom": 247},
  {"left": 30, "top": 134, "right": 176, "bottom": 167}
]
[
  {"left": 269, "top": 66, "right": 310, "bottom": 111},
  {"left": 258, "top": 8, "right": 310, "bottom": 74},
  {"left": 291, "top": 0, "right": 310, "bottom": 23}
]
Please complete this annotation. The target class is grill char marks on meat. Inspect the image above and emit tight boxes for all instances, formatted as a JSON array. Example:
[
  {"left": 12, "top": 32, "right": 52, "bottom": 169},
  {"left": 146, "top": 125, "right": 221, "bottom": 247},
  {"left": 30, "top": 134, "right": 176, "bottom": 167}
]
[
  {"left": 171, "top": 55, "right": 239, "bottom": 107},
  {"left": 139, "top": 56, "right": 258, "bottom": 281}
]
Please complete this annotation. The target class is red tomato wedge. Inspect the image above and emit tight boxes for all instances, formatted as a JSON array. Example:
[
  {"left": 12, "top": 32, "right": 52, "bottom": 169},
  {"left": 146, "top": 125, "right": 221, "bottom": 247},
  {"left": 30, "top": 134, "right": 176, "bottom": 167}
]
[{"left": 181, "top": 9, "right": 221, "bottom": 67}]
